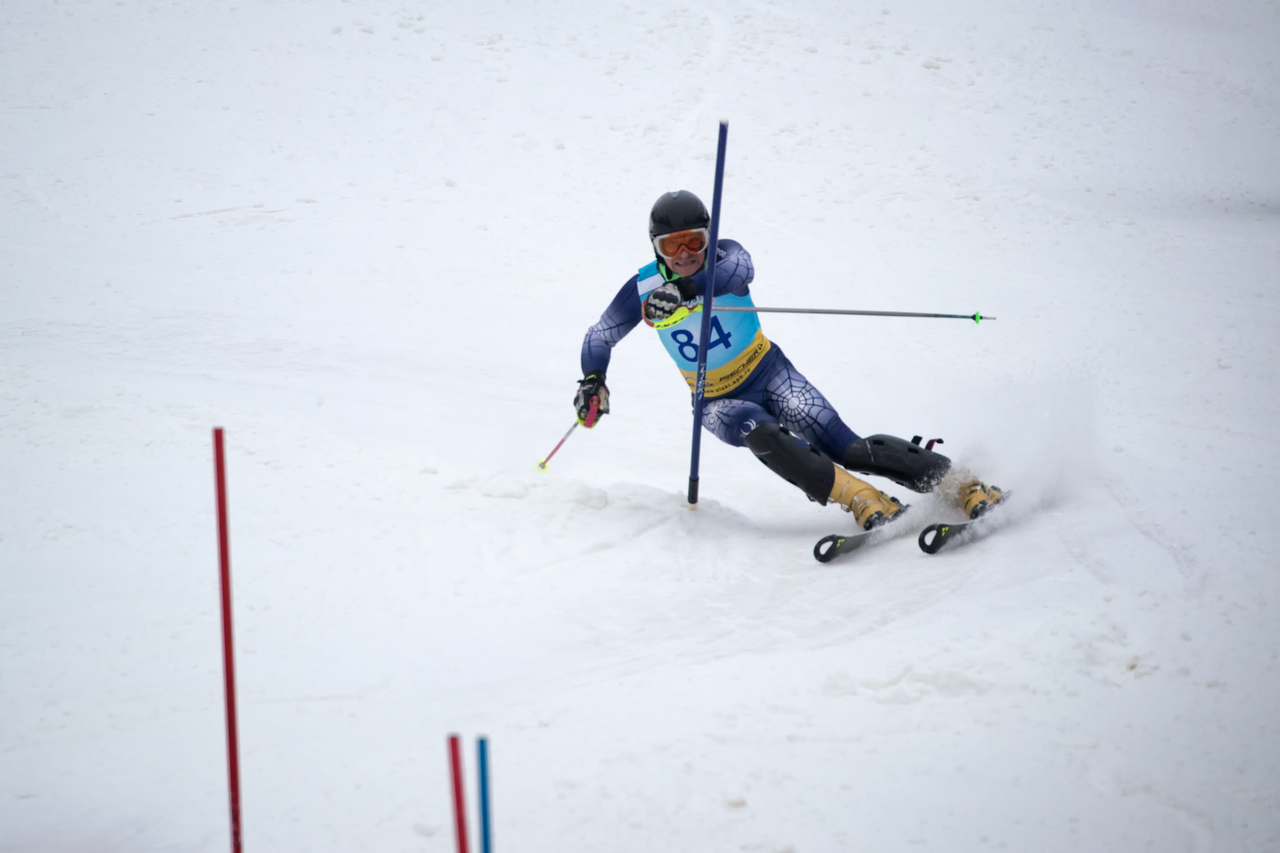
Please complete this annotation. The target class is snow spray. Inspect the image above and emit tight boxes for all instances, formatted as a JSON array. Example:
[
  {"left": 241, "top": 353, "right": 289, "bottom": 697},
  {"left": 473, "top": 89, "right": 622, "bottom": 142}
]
[{"left": 213, "top": 427, "right": 244, "bottom": 853}]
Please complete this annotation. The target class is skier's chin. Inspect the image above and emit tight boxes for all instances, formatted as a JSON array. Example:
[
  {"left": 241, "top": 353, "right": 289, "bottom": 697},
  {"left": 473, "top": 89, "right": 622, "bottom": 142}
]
[{"left": 669, "top": 257, "right": 703, "bottom": 277}]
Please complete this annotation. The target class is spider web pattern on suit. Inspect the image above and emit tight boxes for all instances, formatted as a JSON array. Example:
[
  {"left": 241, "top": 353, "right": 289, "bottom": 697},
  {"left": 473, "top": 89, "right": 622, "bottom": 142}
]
[{"left": 701, "top": 359, "right": 856, "bottom": 459}]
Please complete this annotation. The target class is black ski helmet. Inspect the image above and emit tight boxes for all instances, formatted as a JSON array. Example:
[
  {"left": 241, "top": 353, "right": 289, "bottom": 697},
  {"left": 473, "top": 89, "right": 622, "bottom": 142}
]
[{"left": 649, "top": 190, "right": 710, "bottom": 241}]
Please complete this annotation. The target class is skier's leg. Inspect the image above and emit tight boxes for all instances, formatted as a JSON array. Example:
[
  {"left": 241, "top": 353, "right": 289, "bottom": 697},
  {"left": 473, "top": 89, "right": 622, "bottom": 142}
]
[
  {"left": 741, "top": 422, "right": 905, "bottom": 530},
  {"left": 759, "top": 357, "right": 859, "bottom": 459},
  {"left": 701, "top": 396, "right": 778, "bottom": 448},
  {"left": 841, "top": 434, "right": 952, "bottom": 493},
  {"left": 704, "top": 354, "right": 906, "bottom": 529},
  {"left": 703, "top": 395, "right": 900, "bottom": 528},
  {"left": 759, "top": 355, "right": 952, "bottom": 493},
  {"left": 739, "top": 420, "right": 831, "bottom": 499}
]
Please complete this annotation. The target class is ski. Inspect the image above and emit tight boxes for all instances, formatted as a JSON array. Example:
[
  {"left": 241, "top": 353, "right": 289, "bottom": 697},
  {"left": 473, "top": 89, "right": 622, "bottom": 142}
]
[
  {"left": 917, "top": 520, "right": 977, "bottom": 553},
  {"left": 813, "top": 530, "right": 876, "bottom": 562},
  {"left": 917, "top": 493, "right": 1010, "bottom": 554},
  {"left": 814, "top": 490, "right": 1009, "bottom": 562},
  {"left": 812, "top": 507, "right": 913, "bottom": 563}
]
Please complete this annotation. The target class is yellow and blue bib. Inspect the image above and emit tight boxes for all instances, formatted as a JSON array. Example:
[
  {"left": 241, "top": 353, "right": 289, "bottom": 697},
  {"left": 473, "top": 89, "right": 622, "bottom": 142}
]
[{"left": 637, "top": 261, "right": 772, "bottom": 398}]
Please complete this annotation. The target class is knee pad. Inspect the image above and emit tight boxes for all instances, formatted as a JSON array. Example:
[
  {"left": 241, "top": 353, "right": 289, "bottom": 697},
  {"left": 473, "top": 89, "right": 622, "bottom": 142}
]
[
  {"left": 744, "top": 423, "right": 836, "bottom": 505},
  {"left": 840, "top": 434, "right": 951, "bottom": 493}
]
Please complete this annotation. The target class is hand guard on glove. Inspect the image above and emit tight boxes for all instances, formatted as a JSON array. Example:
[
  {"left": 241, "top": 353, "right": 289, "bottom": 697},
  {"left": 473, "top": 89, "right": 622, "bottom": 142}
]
[
  {"left": 574, "top": 371, "right": 610, "bottom": 426},
  {"left": 643, "top": 277, "right": 697, "bottom": 323}
]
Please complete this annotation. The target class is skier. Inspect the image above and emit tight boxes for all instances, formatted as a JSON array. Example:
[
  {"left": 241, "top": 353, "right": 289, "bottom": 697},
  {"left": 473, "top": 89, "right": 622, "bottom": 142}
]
[{"left": 575, "top": 189, "right": 1003, "bottom": 530}]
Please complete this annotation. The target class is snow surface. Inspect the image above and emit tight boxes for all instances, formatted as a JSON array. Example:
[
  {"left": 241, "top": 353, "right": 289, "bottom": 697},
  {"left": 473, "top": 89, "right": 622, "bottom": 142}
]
[{"left": 3, "top": 1, "right": 1279, "bottom": 850}]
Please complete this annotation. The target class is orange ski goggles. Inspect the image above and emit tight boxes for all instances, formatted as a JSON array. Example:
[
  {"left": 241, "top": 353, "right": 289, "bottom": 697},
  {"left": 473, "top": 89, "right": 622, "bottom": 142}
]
[{"left": 652, "top": 227, "right": 710, "bottom": 260}]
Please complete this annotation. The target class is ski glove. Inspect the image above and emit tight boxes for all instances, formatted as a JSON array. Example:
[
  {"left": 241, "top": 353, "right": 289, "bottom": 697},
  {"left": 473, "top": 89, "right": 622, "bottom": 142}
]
[
  {"left": 643, "top": 277, "right": 698, "bottom": 323},
  {"left": 575, "top": 371, "right": 610, "bottom": 427}
]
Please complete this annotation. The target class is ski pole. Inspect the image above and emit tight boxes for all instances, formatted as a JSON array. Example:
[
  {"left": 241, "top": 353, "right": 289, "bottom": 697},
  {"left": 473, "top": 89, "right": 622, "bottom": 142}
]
[
  {"left": 536, "top": 398, "right": 597, "bottom": 471},
  {"left": 715, "top": 306, "right": 995, "bottom": 322},
  {"left": 688, "top": 120, "right": 729, "bottom": 507}
]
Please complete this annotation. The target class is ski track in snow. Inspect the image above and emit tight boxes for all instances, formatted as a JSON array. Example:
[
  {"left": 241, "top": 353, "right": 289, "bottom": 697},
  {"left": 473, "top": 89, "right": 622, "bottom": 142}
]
[{"left": 3, "top": 0, "right": 1279, "bottom": 851}]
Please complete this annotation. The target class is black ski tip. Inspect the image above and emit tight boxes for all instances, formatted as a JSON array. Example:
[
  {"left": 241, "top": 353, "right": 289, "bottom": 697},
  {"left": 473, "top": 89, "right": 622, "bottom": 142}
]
[
  {"left": 814, "top": 534, "right": 847, "bottom": 563},
  {"left": 813, "top": 529, "right": 878, "bottom": 562},
  {"left": 918, "top": 522, "right": 960, "bottom": 554},
  {"left": 919, "top": 490, "right": 1011, "bottom": 554}
]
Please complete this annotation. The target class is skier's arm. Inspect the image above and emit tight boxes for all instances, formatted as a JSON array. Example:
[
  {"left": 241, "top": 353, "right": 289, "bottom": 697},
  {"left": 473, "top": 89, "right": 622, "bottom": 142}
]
[
  {"left": 576, "top": 275, "right": 641, "bottom": 426},
  {"left": 580, "top": 275, "right": 642, "bottom": 376},
  {"left": 693, "top": 239, "right": 754, "bottom": 298}
]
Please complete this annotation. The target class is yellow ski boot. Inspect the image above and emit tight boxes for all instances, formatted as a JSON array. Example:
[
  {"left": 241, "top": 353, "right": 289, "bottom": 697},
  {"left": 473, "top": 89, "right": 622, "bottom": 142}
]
[
  {"left": 958, "top": 478, "right": 1005, "bottom": 519},
  {"left": 830, "top": 467, "right": 907, "bottom": 531}
]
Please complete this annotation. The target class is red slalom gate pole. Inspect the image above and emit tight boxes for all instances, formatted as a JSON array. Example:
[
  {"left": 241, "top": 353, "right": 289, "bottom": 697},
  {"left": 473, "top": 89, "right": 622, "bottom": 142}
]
[
  {"left": 448, "top": 734, "right": 470, "bottom": 853},
  {"left": 213, "top": 428, "right": 244, "bottom": 853}
]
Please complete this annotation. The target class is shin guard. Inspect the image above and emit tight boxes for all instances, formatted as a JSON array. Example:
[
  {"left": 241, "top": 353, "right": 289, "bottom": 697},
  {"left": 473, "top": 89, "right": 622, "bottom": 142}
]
[
  {"left": 744, "top": 423, "right": 836, "bottom": 505},
  {"left": 841, "top": 434, "right": 951, "bottom": 493}
]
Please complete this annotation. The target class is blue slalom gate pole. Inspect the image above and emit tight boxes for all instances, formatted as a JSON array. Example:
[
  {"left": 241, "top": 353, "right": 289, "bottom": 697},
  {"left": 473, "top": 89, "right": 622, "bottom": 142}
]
[
  {"left": 477, "top": 736, "right": 492, "bottom": 853},
  {"left": 688, "top": 121, "right": 729, "bottom": 506}
]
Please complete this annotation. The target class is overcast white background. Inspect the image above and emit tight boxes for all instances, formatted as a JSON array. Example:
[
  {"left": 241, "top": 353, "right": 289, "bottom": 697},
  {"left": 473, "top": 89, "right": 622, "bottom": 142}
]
[{"left": 3, "top": 0, "right": 1278, "bottom": 850}]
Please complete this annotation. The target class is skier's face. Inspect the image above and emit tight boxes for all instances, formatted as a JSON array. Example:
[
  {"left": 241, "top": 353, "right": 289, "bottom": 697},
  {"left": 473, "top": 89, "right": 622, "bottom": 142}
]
[{"left": 668, "top": 246, "right": 705, "bottom": 278}]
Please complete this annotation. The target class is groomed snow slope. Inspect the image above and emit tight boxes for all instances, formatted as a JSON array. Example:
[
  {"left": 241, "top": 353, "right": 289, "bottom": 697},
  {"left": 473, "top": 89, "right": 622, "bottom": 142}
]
[{"left": 3, "top": 1, "right": 1279, "bottom": 850}]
